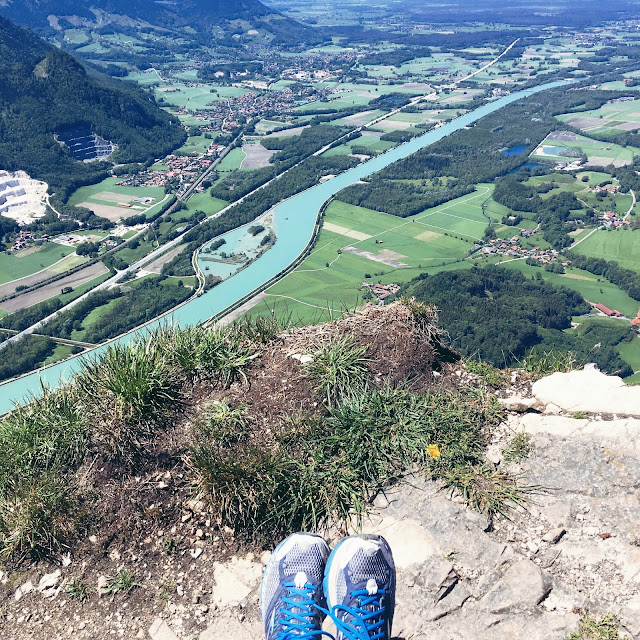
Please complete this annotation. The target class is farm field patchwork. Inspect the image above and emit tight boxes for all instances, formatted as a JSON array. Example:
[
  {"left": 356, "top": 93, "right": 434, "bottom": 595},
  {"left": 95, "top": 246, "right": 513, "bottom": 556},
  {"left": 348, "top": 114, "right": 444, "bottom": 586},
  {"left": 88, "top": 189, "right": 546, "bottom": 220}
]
[
  {"left": 557, "top": 98, "right": 640, "bottom": 135},
  {"left": 253, "top": 187, "right": 493, "bottom": 322},
  {"left": 67, "top": 178, "right": 167, "bottom": 221},
  {"left": 531, "top": 130, "right": 640, "bottom": 167},
  {"left": 0, "top": 244, "right": 75, "bottom": 285}
]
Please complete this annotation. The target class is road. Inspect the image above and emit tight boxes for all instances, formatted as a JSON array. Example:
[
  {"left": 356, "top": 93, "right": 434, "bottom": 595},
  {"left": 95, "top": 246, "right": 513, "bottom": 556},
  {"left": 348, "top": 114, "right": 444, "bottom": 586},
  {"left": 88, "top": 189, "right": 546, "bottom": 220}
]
[
  {"left": 0, "top": 327, "right": 94, "bottom": 348},
  {"left": 459, "top": 39, "right": 520, "bottom": 82}
]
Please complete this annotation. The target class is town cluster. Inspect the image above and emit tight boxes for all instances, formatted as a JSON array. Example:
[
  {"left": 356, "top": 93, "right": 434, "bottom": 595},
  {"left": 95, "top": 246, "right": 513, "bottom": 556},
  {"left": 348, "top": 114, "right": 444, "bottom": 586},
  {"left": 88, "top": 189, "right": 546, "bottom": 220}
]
[
  {"left": 116, "top": 151, "right": 220, "bottom": 192},
  {"left": 180, "top": 86, "right": 325, "bottom": 133},
  {"left": 478, "top": 233, "right": 563, "bottom": 263},
  {"left": 361, "top": 282, "right": 401, "bottom": 304}
]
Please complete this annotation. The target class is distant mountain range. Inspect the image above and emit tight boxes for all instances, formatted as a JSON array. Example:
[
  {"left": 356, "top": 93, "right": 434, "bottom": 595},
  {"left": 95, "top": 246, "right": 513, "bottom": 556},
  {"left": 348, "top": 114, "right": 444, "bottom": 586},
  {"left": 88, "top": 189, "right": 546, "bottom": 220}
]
[
  {"left": 0, "top": 0, "right": 316, "bottom": 44},
  {"left": 0, "top": 14, "right": 185, "bottom": 197}
]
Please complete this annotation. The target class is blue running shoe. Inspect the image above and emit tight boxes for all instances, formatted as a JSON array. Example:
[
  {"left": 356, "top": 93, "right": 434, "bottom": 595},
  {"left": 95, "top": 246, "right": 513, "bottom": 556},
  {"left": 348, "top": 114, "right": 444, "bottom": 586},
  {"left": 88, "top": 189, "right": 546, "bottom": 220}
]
[
  {"left": 261, "top": 532, "right": 332, "bottom": 640},
  {"left": 323, "top": 535, "right": 396, "bottom": 640}
]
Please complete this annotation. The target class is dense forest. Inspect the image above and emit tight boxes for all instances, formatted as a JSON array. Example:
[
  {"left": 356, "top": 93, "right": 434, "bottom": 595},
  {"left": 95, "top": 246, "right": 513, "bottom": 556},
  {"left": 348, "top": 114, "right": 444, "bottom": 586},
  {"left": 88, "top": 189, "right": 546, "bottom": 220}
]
[
  {"left": 337, "top": 180, "right": 474, "bottom": 217},
  {"left": 0, "top": 16, "right": 186, "bottom": 200},
  {"left": 403, "top": 266, "right": 633, "bottom": 376}
]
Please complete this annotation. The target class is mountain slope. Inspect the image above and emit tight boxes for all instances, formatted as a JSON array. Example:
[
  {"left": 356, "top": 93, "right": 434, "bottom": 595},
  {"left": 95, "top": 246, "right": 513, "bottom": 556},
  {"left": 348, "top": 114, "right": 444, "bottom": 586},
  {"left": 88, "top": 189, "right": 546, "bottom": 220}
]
[
  {"left": 0, "top": 0, "right": 316, "bottom": 44},
  {"left": 0, "top": 15, "right": 185, "bottom": 199}
]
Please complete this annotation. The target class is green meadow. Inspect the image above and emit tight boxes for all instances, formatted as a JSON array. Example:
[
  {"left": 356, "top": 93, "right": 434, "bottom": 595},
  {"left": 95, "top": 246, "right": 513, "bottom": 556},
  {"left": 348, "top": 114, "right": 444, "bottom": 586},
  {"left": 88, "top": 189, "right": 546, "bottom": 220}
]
[{"left": 0, "top": 244, "right": 75, "bottom": 285}]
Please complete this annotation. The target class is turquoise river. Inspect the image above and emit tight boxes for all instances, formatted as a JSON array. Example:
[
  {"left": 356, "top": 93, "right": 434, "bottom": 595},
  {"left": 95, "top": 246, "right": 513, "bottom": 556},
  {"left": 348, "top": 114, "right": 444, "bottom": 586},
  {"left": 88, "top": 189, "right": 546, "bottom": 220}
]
[{"left": 0, "top": 80, "right": 570, "bottom": 413}]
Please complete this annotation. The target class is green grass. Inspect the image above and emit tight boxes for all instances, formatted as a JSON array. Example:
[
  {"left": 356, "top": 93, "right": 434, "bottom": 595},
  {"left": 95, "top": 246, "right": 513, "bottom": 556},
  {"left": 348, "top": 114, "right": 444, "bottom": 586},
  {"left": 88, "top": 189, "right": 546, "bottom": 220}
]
[
  {"left": 502, "top": 433, "right": 533, "bottom": 463},
  {"left": 104, "top": 569, "right": 140, "bottom": 595},
  {"left": 305, "top": 337, "right": 369, "bottom": 407},
  {"left": 67, "top": 177, "right": 165, "bottom": 209},
  {"left": 177, "top": 135, "right": 212, "bottom": 156},
  {"left": 617, "top": 336, "right": 640, "bottom": 376},
  {"left": 252, "top": 187, "right": 490, "bottom": 323},
  {"left": 566, "top": 613, "right": 623, "bottom": 640},
  {"left": 216, "top": 148, "right": 247, "bottom": 172},
  {"left": 186, "top": 192, "right": 228, "bottom": 218},
  {"left": 531, "top": 132, "right": 640, "bottom": 165},
  {"left": 43, "top": 344, "right": 74, "bottom": 366},
  {"left": 189, "top": 384, "right": 510, "bottom": 542},
  {"left": 574, "top": 230, "right": 640, "bottom": 274},
  {"left": 0, "top": 245, "right": 74, "bottom": 284}
]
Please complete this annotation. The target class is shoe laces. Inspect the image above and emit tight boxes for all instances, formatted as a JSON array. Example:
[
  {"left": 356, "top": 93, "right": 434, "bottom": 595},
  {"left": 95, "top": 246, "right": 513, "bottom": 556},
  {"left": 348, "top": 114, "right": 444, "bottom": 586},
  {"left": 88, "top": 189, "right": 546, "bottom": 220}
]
[
  {"left": 328, "top": 588, "right": 388, "bottom": 640},
  {"left": 277, "top": 578, "right": 334, "bottom": 640}
]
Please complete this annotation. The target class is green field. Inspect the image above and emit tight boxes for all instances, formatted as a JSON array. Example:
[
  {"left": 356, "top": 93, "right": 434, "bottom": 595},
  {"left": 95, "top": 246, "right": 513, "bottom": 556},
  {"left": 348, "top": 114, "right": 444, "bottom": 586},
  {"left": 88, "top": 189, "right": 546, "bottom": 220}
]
[
  {"left": 0, "top": 244, "right": 74, "bottom": 285},
  {"left": 252, "top": 187, "right": 494, "bottom": 323},
  {"left": 217, "top": 148, "right": 247, "bottom": 172},
  {"left": 500, "top": 260, "right": 640, "bottom": 318},
  {"left": 556, "top": 98, "right": 640, "bottom": 135},
  {"left": 531, "top": 132, "right": 640, "bottom": 166},
  {"left": 574, "top": 229, "right": 640, "bottom": 273},
  {"left": 185, "top": 192, "right": 228, "bottom": 218},
  {"left": 177, "top": 135, "right": 212, "bottom": 156},
  {"left": 67, "top": 177, "right": 166, "bottom": 208},
  {"left": 154, "top": 85, "right": 249, "bottom": 110}
]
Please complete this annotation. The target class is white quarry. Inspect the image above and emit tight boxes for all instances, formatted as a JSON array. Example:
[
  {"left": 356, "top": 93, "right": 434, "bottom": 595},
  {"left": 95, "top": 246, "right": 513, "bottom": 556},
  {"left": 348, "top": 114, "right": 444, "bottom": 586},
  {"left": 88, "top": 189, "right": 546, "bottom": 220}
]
[{"left": 0, "top": 170, "right": 48, "bottom": 225}]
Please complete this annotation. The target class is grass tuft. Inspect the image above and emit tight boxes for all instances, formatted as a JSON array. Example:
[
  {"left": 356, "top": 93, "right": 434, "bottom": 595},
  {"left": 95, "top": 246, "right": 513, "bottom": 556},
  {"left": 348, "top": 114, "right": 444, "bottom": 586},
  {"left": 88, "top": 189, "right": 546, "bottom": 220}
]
[
  {"left": 465, "top": 358, "right": 509, "bottom": 388},
  {"left": 305, "top": 337, "right": 370, "bottom": 407},
  {"left": 518, "top": 346, "right": 577, "bottom": 380},
  {"left": 503, "top": 432, "right": 533, "bottom": 463},
  {"left": 189, "top": 387, "right": 517, "bottom": 542},
  {"left": 0, "top": 473, "right": 77, "bottom": 562},
  {"left": 567, "top": 613, "right": 623, "bottom": 640},
  {"left": 195, "top": 327, "right": 260, "bottom": 386},
  {"left": 66, "top": 578, "right": 94, "bottom": 603},
  {"left": 76, "top": 338, "right": 183, "bottom": 460},
  {"left": 104, "top": 569, "right": 141, "bottom": 595}
]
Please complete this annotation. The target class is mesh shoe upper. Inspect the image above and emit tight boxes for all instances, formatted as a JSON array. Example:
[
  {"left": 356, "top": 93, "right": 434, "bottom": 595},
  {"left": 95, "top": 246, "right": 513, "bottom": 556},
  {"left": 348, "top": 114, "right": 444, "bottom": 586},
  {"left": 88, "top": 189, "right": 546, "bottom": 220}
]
[
  {"left": 261, "top": 532, "right": 331, "bottom": 640},
  {"left": 324, "top": 535, "right": 396, "bottom": 640}
]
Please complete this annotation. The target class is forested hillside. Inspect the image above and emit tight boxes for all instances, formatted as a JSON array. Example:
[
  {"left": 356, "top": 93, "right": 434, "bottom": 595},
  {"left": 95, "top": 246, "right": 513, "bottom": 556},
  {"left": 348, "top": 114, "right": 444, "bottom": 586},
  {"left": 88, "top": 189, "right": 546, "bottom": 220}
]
[
  {"left": 0, "top": 0, "right": 317, "bottom": 44},
  {"left": 0, "top": 15, "right": 185, "bottom": 199},
  {"left": 404, "top": 266, "right": 633, "bottom": 375}
]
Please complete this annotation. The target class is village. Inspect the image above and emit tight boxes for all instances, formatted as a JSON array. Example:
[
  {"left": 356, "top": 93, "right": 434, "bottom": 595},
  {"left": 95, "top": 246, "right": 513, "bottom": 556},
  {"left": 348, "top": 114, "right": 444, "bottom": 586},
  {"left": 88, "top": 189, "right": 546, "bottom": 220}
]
[
  {"left": 115, "top": 151, "right": 220, "bottom": 192},
  {"left": 477, "top": 232, "right": 565, "bottom": 264}
]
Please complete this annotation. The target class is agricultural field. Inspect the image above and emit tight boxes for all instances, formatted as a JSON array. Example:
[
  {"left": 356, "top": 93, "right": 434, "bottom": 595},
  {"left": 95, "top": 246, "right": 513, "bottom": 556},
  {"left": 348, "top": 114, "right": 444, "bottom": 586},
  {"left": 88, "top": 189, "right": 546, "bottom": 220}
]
[
  {"left": 531, "top": 131, "right": 640, "bottom": 167},
  {"left": 184, "top": 192, "right": 228, "bottom": 218},
  {"left": 0, "top": 244, "right": 74, "bottom": 285},
  {"left": 556, "top": 98, "right": 640, "bottom": 136},
  {"left": 216, "top": 148, "right": 248, "bottom": 172},
  {"left": 67, "top": 178, "right": 167, "bottom": 222},
  {"left": 501, "top": 260, "right": 640, "bottom": 319},
  {"left": 153, "top": 85, "right": 249, "bottom": 110},
  {"left": 573, "top": 229, "right": 640, "bottom": 273},
  {"left": 322, "top": 132, "right": 395, "bottom": 157},
  {"left": 254, "top": 187, "right": 493, "bottom": 323}
]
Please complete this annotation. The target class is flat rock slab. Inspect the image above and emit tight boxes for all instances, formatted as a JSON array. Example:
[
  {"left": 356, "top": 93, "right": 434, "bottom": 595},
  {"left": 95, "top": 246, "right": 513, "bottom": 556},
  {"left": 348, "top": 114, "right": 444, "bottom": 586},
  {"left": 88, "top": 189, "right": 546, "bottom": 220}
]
[
  {"left": 520, "top": 413, "right": 640, "bottom": 450},
  {"left": 532, "top": 367, "right": 640, "bottom": 416}
]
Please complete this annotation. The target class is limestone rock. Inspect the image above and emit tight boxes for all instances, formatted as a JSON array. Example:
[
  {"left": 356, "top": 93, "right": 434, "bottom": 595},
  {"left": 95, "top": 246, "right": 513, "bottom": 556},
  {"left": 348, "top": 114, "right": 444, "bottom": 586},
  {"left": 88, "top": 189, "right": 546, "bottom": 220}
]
[
  {"left": 14, "top": 580, "right": 34, "bottom": 602},
  {"left": 541, "top": 528, "right": 566, "bottom": 544},
  {"left": 149, "top": 618, "right": 179, "bottom": 640},
  {"left": 532, "top": 367, "right": 640, "bottom": 416},
  {"left": 38, "top": 569, "right": 61, "bottom": 598},
  {"left": 499, "top": 395, "right": 540, "bottom": 412},
  {"left": 480, "top": 559, "right": 552, "bottom": 614},
  {"left": 199, "top": 611, "right": 261, "bottom": 640}
]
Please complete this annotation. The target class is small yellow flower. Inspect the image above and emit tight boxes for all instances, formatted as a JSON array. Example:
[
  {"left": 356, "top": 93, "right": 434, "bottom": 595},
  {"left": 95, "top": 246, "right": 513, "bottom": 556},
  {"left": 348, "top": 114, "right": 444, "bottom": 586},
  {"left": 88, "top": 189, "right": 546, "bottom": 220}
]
[{"left": 427, "top": 444, "right": 441, "bottom": 458}]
